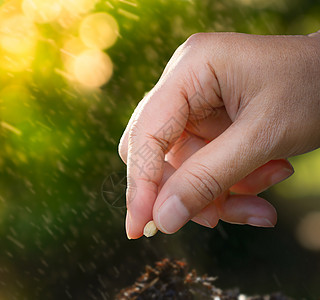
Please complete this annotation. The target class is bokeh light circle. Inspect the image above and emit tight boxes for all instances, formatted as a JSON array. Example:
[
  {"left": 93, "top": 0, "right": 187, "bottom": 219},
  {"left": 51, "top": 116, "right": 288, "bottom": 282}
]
[
  {"left": 0, "top": 14, "right": 38, "bottom": 55},
  {"left": 62, "top": 0, "right": 99, "bottom": 16},
  {"left": 62, "top": 37, "right": 87, "bottom": 74},
  {"left": 73, "top": 49, "right": 113, "bottom": 88},
  {"left": 296, "top": 211, "right": 320, "bottom": 251},
  {"left": 79, "top": 13, "right": 119, "bottom": 50},
  {"left": 22, "top": 0, "right": 62, "bottom": 24}
]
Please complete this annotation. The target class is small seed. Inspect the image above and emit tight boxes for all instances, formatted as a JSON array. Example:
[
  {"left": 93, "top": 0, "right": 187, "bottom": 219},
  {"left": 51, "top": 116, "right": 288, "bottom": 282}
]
[{"left": 143, "top": 220, "right": 158, "bottom": 237}]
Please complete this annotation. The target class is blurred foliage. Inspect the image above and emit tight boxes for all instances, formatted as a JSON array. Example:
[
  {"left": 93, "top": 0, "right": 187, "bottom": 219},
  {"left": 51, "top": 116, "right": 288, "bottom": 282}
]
[
  {"left": 0, "top": 0, "right": 320, "bottom": 299},
  {"left": 276, "top": 149, "right": 320, "bottom": 198}
]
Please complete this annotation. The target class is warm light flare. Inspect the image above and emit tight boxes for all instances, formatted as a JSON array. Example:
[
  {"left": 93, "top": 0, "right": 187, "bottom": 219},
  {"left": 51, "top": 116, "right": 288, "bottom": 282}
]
[
  {"left": 296, "top": 211, "right": 320, "bottom": 251},
  {"left": 22, "top": 0, "right": 62, "bottom": 23},
  {"left": 61, "top": 37, "right": 87, "bottom": 74},
  {"left": 79, "top": 13, "right": 119, "bottom": 50},
  {"left": 0, "top": 14, "right": 38, "bottom": 55},
  {"left": 1, "top": 53, "right": 34, "bottom": 72},
  {"left": 73, "top": 49, "right": 113, "bottom": 88},
  {"left": 61, "top": 0, "right": 99, "bottom": 16}
]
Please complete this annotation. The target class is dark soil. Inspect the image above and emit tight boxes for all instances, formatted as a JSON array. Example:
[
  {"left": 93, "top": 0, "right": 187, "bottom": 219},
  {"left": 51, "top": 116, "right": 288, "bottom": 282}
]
[{"left": 115, "top": 259, "right": 292, "bottom": 300}]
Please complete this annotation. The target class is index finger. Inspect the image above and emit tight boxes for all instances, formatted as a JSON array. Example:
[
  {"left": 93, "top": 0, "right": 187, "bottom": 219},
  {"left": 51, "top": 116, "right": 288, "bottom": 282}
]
[{"left": 125, "top": 83, "right": 188, "bottom": 239}]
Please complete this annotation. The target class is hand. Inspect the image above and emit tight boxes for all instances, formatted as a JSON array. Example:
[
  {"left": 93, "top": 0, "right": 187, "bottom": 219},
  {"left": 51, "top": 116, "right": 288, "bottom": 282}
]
[{"left": 119, "top": 31, "right": 320, "bottom": 239}]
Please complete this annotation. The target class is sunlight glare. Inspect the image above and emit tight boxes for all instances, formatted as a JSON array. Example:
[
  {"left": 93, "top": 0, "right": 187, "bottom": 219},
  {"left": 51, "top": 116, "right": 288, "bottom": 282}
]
[
  {"left": 62, "top": 0, "right": 99, "bottom": 16},
  {"left": 0, "top": 14, "right": 38, "bottom": 55},
  {"left": 73, "top": 49, "right": 113, "bottom": 88},
  {"left": 22, "top": 0, "right": 62, "bottom": 23},
  {"left": 79, "top": 13, "right": 119, "bottom": 50},
  {"left": 1, "top": 53, "right": 34, "bottom": 72},
  {"left": 61, "top": 37, "right": 87, "bottom": 74}
]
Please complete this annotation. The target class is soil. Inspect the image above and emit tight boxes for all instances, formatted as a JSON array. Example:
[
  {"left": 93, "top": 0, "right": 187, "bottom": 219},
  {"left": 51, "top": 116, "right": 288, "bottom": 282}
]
[{"left": 115, "top": 259, "right": 292, "bottom": 300}]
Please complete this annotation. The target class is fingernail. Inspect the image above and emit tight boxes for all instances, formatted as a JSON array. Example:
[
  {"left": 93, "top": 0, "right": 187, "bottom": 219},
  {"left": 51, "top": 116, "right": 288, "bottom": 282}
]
[
  {"left": 246, "top": 217, "right": 275, "bottom": 228},
  {"left": 192, "top": 215, "right": 214, "bottom": 228},
  {"left": 125, "top": 211, "right": 132, "bottom": 239},
  {"left": 156, "top": 195, "right": 189, "bottom": 234},
  {"left": 270, "top": 168, "right": 293, "bottom": 186}
]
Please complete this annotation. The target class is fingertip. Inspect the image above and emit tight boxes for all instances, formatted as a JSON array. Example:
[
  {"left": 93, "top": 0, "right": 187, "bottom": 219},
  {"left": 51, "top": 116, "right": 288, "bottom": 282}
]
[
  {"left": 219, "top": 194, "right": 277, "bottom": 227},
  {"left": 246, "top": 216, "right": 276, "bottom": 228},
  {"left": 192, "top": 215, "right": 216, "bottom": 228},
  {"left": 125, "top": 179, "right": 159, "bottom": 239},
  {"left": 269, "top": 166, "right": 294, "bottom": 186},
  {"left": 192, "top": 203, "right": 220, "bottom": 229},
  {"left": 276, "top": 158, "right": 294, "bottom": 171},
  {"left": 125, "top": 211, "right": 134, "bottom": 240},
  {"left": 230, "top": 159, "right": 294, "bottom": 195}
]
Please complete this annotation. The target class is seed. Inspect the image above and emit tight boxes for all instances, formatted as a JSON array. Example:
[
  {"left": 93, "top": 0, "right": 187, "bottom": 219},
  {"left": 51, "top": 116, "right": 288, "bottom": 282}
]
[{"left": 143, "top": 220, "right": 158, "bottom": 237}]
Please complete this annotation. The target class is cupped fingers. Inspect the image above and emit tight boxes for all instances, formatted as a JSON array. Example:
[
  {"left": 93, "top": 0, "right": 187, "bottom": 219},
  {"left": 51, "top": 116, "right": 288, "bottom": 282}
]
[
  {"left": 192, "top": 192, "right": 277, "bottom": 229},
  {"left": 218, "top": 194, "right": 277, "bottom": 227},
  {"left": 192, "top": 201, "right": 220, "bottom": 228},
  {"left": 230, "top": 159, "right": 294, "bottom": 195}
]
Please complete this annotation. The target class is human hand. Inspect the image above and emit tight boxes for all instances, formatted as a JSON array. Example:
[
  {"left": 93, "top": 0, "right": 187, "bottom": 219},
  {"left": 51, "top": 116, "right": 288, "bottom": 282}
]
[{"left": 119, "top": 31, "right": 320, "bottom": 239}]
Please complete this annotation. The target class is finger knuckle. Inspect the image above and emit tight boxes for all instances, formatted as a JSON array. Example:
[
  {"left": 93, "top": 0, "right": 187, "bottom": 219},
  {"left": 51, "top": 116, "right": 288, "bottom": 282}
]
[
  {"left": 183, "top": 164, "right": 222, "bottom": 207},
  {"left": 130, "top": 116, "right": 169, "bottom": 154},
  {"left": 148, "top": 134, "right": 170, "bottom": 153},
  {"left": 185, "top": 33, "right": 208, "bottom": 47}
]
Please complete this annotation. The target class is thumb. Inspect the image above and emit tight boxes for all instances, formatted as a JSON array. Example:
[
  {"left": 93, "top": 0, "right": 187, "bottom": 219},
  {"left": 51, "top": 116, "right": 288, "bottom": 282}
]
[{"left": 153, "top": 119, "right": 272, "bottom": 234}]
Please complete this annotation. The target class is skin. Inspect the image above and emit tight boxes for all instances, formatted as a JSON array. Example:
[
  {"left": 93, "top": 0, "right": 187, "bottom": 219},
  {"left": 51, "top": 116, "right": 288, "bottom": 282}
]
[{"left": 118, "top": 31, "right": 320, "bottom": 239}]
